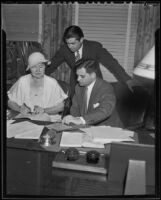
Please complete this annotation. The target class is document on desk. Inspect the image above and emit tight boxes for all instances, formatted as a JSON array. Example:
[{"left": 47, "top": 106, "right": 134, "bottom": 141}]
[
  {"left": 60, "top": 131, "right": 104, "bottom": 148},
  {"left": 7, "top": 120, "right": 44, "bottom": 139},
  {"left": 60, "top": 131, "right": 83, "bottom": 147},
  {"left": 80, "top": 126, "right": 135, "bottom": 144},
  {"left": 14, "top": 113, "right": 61, "bottom": 122},
  {"left": 60, "top": 126, "right": 134, "bottom": 149}
]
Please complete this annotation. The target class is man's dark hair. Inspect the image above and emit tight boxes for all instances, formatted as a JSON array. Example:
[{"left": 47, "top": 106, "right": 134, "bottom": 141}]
[
  {"left": 63, "top": 25, "right": 84, "bottom": 42},
  {"left": 76, "top": 59, "right": 99, "bottom": 75}
]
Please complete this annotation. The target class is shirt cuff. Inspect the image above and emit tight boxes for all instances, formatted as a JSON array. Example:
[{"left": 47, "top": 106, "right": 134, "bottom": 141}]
[{"left": 79, "top": 117, "right": 86, "bottom": 124}]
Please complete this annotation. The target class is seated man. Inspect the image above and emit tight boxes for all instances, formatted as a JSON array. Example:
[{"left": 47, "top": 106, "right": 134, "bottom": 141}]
[
  {"left": 7, "top": 52, "right": 67, "bottom": 115},
  {"left": 62, "top": 59, "right": 123, "bottom": 127}
]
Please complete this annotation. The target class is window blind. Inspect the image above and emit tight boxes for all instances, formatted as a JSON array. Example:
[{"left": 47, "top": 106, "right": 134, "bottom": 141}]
[
  {"left": 72, "top": 3, "right": 139, "bottom": 82},
  {"left": 2, "top": 4, "right": 42, "bottom": 43}
]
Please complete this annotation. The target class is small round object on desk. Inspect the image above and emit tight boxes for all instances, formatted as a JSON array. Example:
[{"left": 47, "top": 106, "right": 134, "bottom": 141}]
[
  {"left": 86, "top": 150, "right": 100, "bottom": 164},
  {"left": 65, "top": 147, "right": 80, "bottom": 161}
]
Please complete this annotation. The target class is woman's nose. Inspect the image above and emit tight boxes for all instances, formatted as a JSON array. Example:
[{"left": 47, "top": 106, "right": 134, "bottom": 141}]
[{"left": 36, "top": 67, "right": 40, "bottom": 72}]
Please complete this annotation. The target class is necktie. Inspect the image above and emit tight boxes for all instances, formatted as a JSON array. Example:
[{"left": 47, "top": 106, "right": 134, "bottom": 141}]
[
  {"left": 83, "top": 86, "right": 88, "bottom": 115},
  {"left": 75, "top": 51, "right": 80, "bottom": 62}
]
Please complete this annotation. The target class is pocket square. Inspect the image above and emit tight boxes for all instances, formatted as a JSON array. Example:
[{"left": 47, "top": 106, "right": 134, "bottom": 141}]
[{"left": 93, "top": 103, "right": 100, "bottom": 108}]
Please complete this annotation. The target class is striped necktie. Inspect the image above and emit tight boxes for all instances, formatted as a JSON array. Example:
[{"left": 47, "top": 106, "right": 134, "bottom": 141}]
[{"left": 75, "top": 50, "right": 80, "bottom": 62}]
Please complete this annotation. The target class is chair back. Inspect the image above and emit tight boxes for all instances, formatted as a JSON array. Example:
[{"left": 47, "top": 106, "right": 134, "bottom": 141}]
[{"left": 107, "top": 142, "right": 155, "bottom": 194}]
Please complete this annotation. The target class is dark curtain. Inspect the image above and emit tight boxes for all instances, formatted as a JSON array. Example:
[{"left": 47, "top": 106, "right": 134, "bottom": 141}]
[
  {"left": 6, "top": 41, "right": 43, "bottom": 89},
  {"left": 42, "top": 3, "right": 73, "bottom": 84},
  {"left": 134, "top": 4, "right": 160, "bottom": 67}
]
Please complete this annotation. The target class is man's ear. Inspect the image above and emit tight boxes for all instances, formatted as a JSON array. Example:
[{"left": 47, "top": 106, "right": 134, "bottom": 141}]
[
  {"left": 80, "top": 37, "right": 84, "bottom": 43},
  {"left": 91, "top": 72, "right": 96, "bottom": 79}
]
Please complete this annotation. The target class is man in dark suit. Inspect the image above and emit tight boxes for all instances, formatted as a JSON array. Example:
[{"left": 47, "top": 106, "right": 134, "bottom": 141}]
[
  {"left": 46, "top": 25, "right": 137, "bottom": 96},
  {"left": 62, "top": 59, "right": 123, "bottom": 127}
]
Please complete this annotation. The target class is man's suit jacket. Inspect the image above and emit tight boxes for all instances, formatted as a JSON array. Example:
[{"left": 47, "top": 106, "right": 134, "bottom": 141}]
[
  {"left": 46, "top": 39, "right": 131, "bottom": 95},
  {"left": 70, "top": 78, "right": 123, "bottom": 127}
]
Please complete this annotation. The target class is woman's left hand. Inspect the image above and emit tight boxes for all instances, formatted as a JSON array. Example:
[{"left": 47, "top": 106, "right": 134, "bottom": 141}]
[{"left": 33, "top": 105, "right": 44, "bottom": 114}]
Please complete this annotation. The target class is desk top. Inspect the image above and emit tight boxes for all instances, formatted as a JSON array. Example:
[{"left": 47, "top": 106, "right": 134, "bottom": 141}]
[{"left": 5, "top": 116, "right": 155, "bottom": 197}]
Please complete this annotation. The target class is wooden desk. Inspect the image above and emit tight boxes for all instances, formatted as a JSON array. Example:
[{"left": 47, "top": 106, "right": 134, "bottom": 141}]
[
  {"left": 5, "top": 120, "right": 155, "bottom": 197},
  {"left": 6, "top": 143, "right": 124, "bottom": 196}
]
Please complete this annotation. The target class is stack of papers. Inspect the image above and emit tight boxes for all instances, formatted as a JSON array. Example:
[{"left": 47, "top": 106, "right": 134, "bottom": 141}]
[
  {"left": 60, "top": 126, "right": 134, "bottom": 149},
  {"left": 7, "top": 120, "right": 44, "bottom": 139},
  {"left": 60, "top": 131, "right": 83, "bottom": 147},
  {"left": 81, "top": 126, "right": 134, "bottom": 143}
]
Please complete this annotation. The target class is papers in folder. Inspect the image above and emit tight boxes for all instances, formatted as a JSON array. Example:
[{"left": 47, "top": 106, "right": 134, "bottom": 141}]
[
  {"left": 7, "top": 120, "right": 44, "bottom": 139},
  {"left": 60, "top": 126, "right": 134, "bottom": 148}
]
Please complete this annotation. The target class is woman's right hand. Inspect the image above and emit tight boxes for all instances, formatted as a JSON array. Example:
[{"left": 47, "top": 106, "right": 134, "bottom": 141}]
[{"left": 20, "top": 103, "right": 31, "bottom": 114}]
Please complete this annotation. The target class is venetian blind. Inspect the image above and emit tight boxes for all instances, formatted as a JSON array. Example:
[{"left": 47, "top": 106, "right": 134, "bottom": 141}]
[
  {"left": 72, "top": 3, "right": 139, "bottom": 82},
  {"left": 2, "top": 4, "right": 42, "bottom": 43}
]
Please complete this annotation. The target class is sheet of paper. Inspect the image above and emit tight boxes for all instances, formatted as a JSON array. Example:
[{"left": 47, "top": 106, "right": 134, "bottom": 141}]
[
  {"left": 14, "top": 113, "right": 31, "bottom": 119},
  {"left": 80, "top": 126, "right": 134, "bottom": 144},
  {"left": 82, "top": 141, "right": 104, "bottom": 148},
  {"left": 60, "top": 131, "right": 83, "bottom": 147},
  {"left": 81, "top": 131, "right": 105, "bottom": 148},
  {"left": 50, "top": 114, "right": 62, "bottom": 122},
  {"left": 60, "top": 131, "right": 104, "bottom": 148},
  {"left": 7, "top": 121, "right": 44, "bottom": 139},
  {"left": 14, "top": 129, "right": 43, "bottom": 139},
  {"left": 7, "top": 120, "right": 15, "bottom": 126}
]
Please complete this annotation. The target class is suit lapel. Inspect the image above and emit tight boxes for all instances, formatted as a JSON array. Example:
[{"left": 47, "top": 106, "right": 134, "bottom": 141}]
[
  {"left": 80, "top": 86, "right": 87, "bottom": 116},
  {"left": 65, "top": 45, "right": 75, "bottom": 69},
  {"left": 82, "top": 40, "right": 88, "bottom": 59}
]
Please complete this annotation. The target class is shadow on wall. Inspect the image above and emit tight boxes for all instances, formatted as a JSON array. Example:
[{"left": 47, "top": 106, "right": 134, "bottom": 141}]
[{"left": 111, "top": 82, "right": 151, "bottom": 128}]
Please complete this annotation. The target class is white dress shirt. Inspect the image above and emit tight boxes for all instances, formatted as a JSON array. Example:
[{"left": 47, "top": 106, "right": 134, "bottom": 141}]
[
  {"left": 86, "top": 80, "right": 96, "bottom": 109},
  {"left": 79, "top": 80, "right": 96, "bottom": 124},
  {"left": 75, "top": 44, "right": 83, "bottom": 59}
]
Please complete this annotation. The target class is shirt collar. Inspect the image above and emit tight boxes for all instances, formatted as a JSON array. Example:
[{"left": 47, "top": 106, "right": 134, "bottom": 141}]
[
  {"left": 75, "top": 43, "right": 83, "bottom": 56},
  {"left": 87, "top": 79, "right": 96, "bottom": 90}
]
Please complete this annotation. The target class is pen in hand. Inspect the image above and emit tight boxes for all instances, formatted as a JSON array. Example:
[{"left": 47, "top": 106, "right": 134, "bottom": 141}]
[{"left": 20, "top": 103, "right": 31, "bottom": 114}]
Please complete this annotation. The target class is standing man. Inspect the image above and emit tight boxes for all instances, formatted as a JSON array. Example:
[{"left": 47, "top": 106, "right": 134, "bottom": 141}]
[
  {"left": 46, "top": 25, "right": 136, "bottom": 96},
  {"left": 62, "top": 59, "right": 123, "bottom": 127}
]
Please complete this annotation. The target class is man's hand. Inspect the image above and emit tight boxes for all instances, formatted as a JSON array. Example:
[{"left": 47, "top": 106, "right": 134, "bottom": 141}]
[
  {"left": 62, "top": 115, "right": 75, "bottom": 124},
  {"left": 126, "top": 78, "right": 143, "bottom": 92},
  {"left": 33, "top": 105, "right": 44, "bottom": 114},
  {"left": 62, "top": 115, "right": 83, "bottom": 125},
  {"left": 20, "top": 103, "right": 31, "bottom": 114}
]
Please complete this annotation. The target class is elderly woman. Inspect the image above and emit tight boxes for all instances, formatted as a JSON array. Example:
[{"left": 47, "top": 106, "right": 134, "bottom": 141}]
[{"left": 7, "top": 52, "right": 67, "bottom": 115}]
